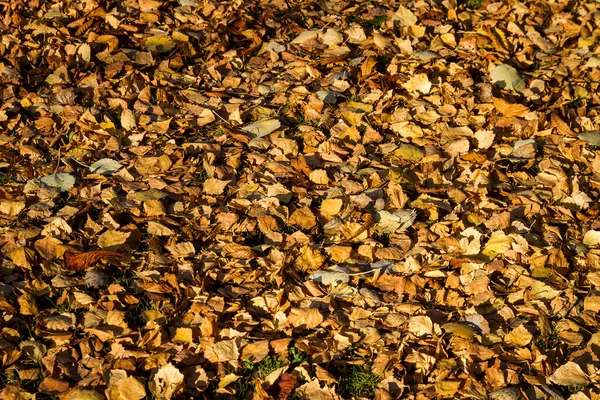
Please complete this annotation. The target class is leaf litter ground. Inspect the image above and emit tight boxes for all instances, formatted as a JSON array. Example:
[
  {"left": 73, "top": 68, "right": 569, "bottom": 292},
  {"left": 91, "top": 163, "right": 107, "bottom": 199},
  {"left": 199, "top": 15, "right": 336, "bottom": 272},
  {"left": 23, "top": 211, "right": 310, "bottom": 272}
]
[{"left": 1, "top": 0, "right": 600, "bottom": 399}]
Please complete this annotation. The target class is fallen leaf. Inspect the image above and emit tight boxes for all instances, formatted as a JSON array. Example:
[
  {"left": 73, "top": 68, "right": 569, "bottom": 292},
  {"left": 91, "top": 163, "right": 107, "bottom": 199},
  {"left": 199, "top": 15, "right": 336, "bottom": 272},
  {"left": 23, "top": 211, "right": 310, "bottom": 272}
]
[
  {"left": 89, "top": 158, "right": 122, "bottom": 175},
  {"left": 242, "top": 118, "right": 281, "bottom": 137},
  {"left": 63, "top": 249, "right": 128, "bottom": 271},
  {"left": 38, "top": 173, "right": 76, "bottom": 192},
  {"left": 490, "top": 64, "right": 525, "bottom": 92},
  {"left": 287, "top": 308, "right": 324, "bottom": 329},
  {"left": 548, "top": 361, "right": 590, "bottom": 386},
  {"left": 105, "top": 376, "right": 146, "bottom": 400},
  {"left": 149, "top": 363, "right": 184, "bottom": 400}
]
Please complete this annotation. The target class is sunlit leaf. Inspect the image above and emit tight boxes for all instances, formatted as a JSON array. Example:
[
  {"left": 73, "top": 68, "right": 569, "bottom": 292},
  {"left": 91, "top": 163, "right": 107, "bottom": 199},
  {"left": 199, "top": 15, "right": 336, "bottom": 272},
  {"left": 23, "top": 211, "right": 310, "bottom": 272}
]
[
  {"left": 89, "top": 158, "right": 122, "bottom": 175},
  {"left": 39, "top": 173, "right": 76, "bottom": 192},
  {"left": 490, "top": 64, "right": 525, "bottom": 92}
]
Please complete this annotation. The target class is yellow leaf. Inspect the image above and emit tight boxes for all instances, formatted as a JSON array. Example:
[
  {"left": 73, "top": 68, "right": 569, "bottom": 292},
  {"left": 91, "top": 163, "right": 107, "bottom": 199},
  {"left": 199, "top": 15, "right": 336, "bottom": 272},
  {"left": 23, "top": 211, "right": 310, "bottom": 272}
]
[
  {"left": 393, "top": 144, "right": 424, "bottom": 162},
  {"left": 295, "top": 245, "right": 325, "bottom": 273},
  {"left": 482, "top": 231, "right": 514, "bottom": 259},
  {"left": 504, "top": 325, "right": 532, "bottom": 347},
  {"left": 403, "top": 73, "right": 431, "bottom": 94},
  {"left": 203, "top": 178, "right": 230, "bottom": 195},
  {"left": 530, "top": 280, "right": 561, "bottom": 300},
  {"left": 105, "top": 376, "right": 146, "bottom": 400},
  {"left": 64, "top": 389, "right": 105, "bottom": 400},
  {"left": 442, "top": 323, "right": 475, "bottom": 339},
  {"left": 10, "top": 247, "right": 35, "bottom": 270},
  {"left": 435, "top": 381, "right": 461, "bottom": 398},
  {"left": 320, "top": 198, "right": 343, "bottom": 216},
  {"left": 309, "top": 169, "right": 329, "bottom": 185},
  {"left": 287, "top": 308, "right": 324, "bottom": 329},
  {"left": 120, "top": 109, "right": 136, "bottom": 130},
  {"left": 0, "top": 201, "right": 26, "bottom": 216},
  {"left": 172, "top": 328, "right": 193, "bottom": 343},
  {"left": 288, "top": 207, "right": 317, "bottom": 230},
  {"left": 218, "top": 373, "right": 241, "bottom": 389},
  {"left": 98, "top": 230, "right": 130, "bottom": 249},
  {"left": 145, "top": 36, "right": 177, "bottom": 53}
]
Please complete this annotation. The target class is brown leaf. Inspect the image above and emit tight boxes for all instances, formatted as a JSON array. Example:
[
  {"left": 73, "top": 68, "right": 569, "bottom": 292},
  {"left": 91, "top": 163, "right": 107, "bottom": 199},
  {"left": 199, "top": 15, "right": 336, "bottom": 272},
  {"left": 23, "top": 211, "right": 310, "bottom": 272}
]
[
  {"left": 267, "top": 373, "right": 298, "bottom": 400},
  {"left": 63, "top": 249, "right": 128, "bottom": 272}
]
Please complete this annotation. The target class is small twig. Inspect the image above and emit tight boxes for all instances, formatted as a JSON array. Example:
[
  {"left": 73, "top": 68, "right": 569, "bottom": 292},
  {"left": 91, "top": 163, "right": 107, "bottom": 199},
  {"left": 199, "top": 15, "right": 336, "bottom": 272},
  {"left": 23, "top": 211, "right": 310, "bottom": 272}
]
[
  {"left": 211, "top": 109, "right": 231, "bottom": 125},
  {"left": 53, "top": 148, "right": 61, "bottom": 174},
  {"left": 66, "top": 156, "right": 91, "bottom": 169}
]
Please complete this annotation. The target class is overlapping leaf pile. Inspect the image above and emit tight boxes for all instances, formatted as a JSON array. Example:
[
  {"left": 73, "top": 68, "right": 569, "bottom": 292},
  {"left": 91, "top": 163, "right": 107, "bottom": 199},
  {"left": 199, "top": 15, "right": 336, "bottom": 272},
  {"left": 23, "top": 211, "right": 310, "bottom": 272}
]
[{"left": 1, "top": 0, "right": 600, "bottom": 399}]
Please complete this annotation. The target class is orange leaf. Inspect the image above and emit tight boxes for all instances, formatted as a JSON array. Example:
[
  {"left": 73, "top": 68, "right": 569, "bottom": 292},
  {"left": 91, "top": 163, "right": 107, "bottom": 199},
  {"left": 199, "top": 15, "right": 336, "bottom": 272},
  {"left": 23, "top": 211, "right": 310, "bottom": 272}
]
[{"left": 63, "top": 249, "right": 128, "bottom": 272}]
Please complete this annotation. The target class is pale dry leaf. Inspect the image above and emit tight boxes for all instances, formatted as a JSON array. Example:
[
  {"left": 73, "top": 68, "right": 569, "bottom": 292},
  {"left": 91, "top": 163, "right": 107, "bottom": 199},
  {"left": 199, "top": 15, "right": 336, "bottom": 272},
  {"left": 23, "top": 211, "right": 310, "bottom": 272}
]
[
  {"left": 296, "top": 378, "right": 341, "bottom": 400},
  {"left": 89, "top": 158, "right": 122, "bottom": 175},
  {"left": 375, "top": 209, "right": 416, "bottom": 234},
  {"left": 242, "top": 118, "right": 281, "bottom": 137},
  {"left": 488, "top": 388, "right": 522, "bottom": 400},
  {"left": 203, "top": 178, "right": 230, "bottom": 195},
  {"left": 77, "top": 43, "right": 91, "bottom": 62},
  {"left": 504, "top": 324, "right": 532, "bottom": 347},
  {"left": 222, "top": 243, "right": 256, "bottom": 259},
  {"left": 408, "top": 316, "right": 435, "bottom": 337},
  {"left": 204, "top": 339, "right": 239, "bottom": 363},
  {"left": 583, "top": 230, "right": 600, "bottom": 247},
  {"left": 403, "top": 73, "right": 431, "bottom": 94},
  {"left": 309, "top": 170, "right": 329, "bottom": 185},
  {"left": 165, "top": 241, "right": 195, "bottom": 258},
  {"left": 149, "top": 363, "right": 184, "bottom": 400},
  {"left": 578, "top": 131, "right": 600, "bottom": 146},
  {"left": 98, "top": 230, "right": 130, "bottom": 249},
  {"left": 147, "top": 221, "right": 175, "bottom": 236},
  {"left": 38, "top": 173, "right": 76, "bottom": 192},
  {"left": 287, "top": 308, "right": 324, "bottom": 329},
  {"left": 392, "top": 5, "right": 417, "bottom": 26},
  {"left": 105, "top": 376, "right": 146, "bottom": 400},
  {"left": 309, "top": 268, "right": 350, "bottom": 286},
  {"left": 548, "top": 361, "right": 590, "bottom": 386},
  {"left": 490, "top": 64, "right": 525, "bottom": 92},
  {"left": 0, "top": 200, "right": 26, "bottom": 216},
  {"left": 121, "top": 109, "right": 136, "bottom": 130}
]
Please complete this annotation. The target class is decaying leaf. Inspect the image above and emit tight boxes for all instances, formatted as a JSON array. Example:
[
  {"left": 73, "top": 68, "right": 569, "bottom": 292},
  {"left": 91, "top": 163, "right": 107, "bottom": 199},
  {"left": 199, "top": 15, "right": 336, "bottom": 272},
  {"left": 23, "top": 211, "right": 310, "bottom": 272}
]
[
  {"left": 2, "top": 0, "right": 599, "bottom": 398},
  {"left": 149, "top": 363, "right": 184, "bottom": 400}
]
